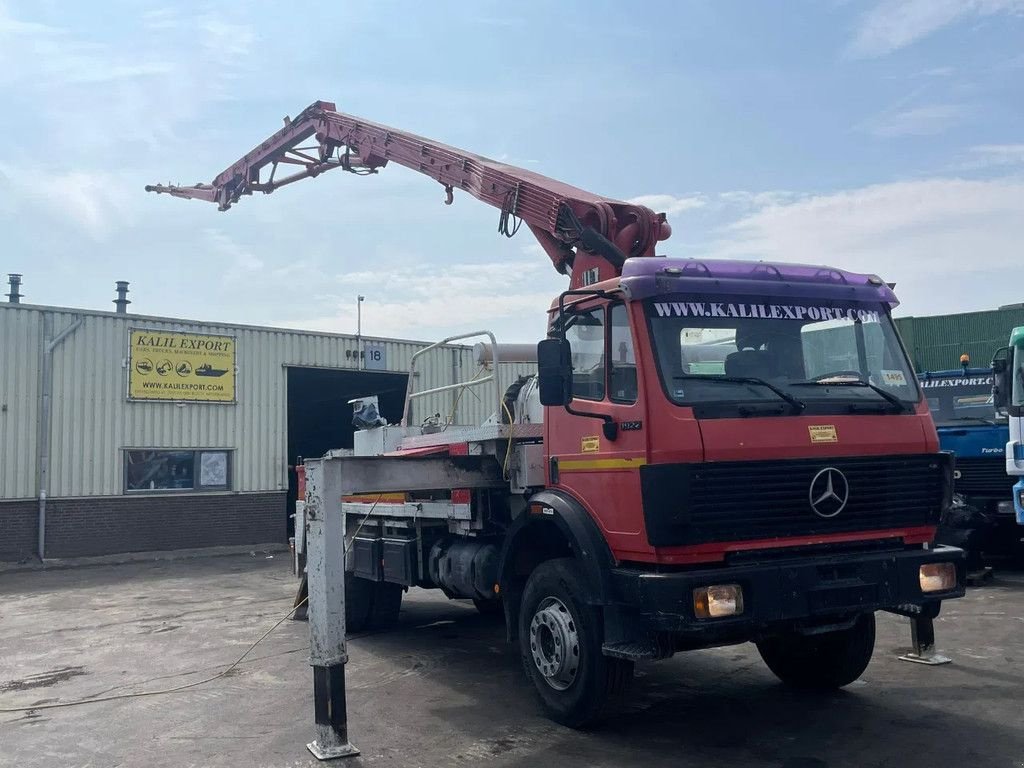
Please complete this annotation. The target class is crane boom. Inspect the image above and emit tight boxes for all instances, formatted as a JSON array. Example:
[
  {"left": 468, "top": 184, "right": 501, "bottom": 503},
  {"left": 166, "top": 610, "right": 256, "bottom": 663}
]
[{"left": 146, "top": 101, "right": 671, "bottom": 286}]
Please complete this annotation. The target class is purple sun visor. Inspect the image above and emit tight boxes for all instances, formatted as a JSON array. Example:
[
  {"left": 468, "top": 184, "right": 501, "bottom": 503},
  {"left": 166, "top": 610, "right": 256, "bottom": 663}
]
[{"left": 618, "top": 258, "right": 899, "bottom": 308}]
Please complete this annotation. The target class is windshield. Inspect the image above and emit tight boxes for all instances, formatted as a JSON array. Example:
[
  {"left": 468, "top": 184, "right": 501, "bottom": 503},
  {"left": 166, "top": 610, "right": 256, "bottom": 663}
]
[
  {"left": 647, "top": 295, "right": 919, "bottom": 415},
  {"left": 1014, "top": 345, "right": 1024, "bottom": 408},
  {"left": 919, "top": 374, "right": 996, "bottom": 425}
]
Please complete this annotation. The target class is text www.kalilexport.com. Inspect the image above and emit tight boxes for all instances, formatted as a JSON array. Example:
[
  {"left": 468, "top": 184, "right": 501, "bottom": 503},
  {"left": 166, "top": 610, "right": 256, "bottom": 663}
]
[{"left": 141, "top": 382, "right": 225, "bottom": 392}]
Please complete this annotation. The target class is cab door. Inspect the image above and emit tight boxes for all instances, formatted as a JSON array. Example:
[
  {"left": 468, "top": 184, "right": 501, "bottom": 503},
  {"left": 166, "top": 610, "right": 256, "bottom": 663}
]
[{"left": 545, "top": 302, "right": 650, "bottom": 560}]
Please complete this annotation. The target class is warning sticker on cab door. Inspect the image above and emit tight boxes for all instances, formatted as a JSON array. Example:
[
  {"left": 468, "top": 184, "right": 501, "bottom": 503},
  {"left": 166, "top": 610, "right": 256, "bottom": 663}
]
[
  {"left": 880, "top": 370, "right": 908, "bottom": 387},
  {"left": 581, "top": 436, "right": 600, "bottom": 453},
  {"left": 808, "top": 425, "right": 838, "bottom": 443}
]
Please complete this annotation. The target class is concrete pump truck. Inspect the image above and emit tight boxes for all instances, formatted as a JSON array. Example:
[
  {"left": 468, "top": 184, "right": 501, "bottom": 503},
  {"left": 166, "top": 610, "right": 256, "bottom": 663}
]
[{"left": 149, "top": 101, "right": 965, "bottom": 729}]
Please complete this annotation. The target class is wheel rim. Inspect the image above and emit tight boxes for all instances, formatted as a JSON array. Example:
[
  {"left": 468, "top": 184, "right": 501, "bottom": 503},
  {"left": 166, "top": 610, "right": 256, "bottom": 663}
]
[{"left": 528, "top": 596, "right": 580, "bottom": 691}]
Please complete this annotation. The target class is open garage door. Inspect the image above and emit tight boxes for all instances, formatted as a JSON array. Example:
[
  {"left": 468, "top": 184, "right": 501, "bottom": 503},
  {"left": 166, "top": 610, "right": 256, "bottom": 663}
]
[{"left": 286, "top": 367, "right": 408, "bottom": 535}]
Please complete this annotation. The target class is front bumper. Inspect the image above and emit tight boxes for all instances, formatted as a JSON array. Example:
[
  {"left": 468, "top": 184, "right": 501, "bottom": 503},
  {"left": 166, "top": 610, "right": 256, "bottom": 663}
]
[{"left": 610, "top": 545, "right": 965, "bottom": 637}]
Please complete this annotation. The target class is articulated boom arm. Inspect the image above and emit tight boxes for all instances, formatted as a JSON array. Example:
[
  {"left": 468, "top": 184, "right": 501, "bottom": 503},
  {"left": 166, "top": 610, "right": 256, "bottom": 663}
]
[{"left": 146, "top": 101, "right": 671, "bottom": 283}]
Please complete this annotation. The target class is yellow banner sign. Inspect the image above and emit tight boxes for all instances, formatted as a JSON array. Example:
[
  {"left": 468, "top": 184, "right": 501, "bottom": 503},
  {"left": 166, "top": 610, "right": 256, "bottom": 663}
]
[{"left": 129, "top": 329, "right": 236, "bottom": 402}]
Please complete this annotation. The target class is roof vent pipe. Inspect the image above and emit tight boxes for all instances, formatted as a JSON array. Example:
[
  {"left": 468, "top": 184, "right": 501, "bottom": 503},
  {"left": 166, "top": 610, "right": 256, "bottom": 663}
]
[
  {"left": 7, "top": 274, "right": 22, "bottom": 303},
  {"left": 114, "top": 281, "right": 130, "bottom": 314}
]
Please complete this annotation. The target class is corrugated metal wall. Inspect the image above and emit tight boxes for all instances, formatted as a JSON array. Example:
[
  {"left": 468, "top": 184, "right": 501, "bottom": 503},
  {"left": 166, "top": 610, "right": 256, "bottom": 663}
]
[
  {"left": 895, "top": 307, "right": 1024, "bottom": 373},
  {"left": 0, "top": 308, "right": 42, "bottom": 499},
  {"left": 1, "top": 304, "right": 538, "bottom": 499}
]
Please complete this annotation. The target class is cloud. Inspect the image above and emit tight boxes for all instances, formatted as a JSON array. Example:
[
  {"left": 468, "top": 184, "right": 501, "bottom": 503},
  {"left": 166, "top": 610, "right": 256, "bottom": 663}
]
[
  {"left": 0, "top": 5, "right": 256, "bottom": 157},
  {"left": 717, "top": 190, "right": 800, "bottom": 210},
  {"left": 965, "top": 144, "right": 1024, "bottom": 168},
  {"left": 708, "top": 177, "right": 1024, "bottom": 314},
  {"left": 206, "top": 229, "right": 265, "bottom": 285},
  {"left": 848, "top": 0, "right": 1024, "bottom": 58},
  {"left": 0, "top": 166, "right": 133, "bottom": 240},
  {"left": 628, "top": 194, "right": 706, "bottom": 215},
  {"left": 861, "top": 103, "right": 968, "bottom": 138},
  {"left": 275, "top": 259, "right": 567, "bottom": 341}
]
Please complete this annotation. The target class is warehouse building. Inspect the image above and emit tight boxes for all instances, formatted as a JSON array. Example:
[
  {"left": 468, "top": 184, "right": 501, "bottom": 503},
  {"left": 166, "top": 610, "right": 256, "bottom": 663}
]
[
  {"left": 0, "top": 280, "right": 532, "bottom": 562},
  {"left": 895, "top": 305, "right": 1024, "bottom": 373}
]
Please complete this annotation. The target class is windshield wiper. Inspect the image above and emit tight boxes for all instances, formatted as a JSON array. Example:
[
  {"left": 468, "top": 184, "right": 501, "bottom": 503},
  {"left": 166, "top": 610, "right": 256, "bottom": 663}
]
[
  {"left": 674, "top": 374, "right": 805, "bottom": 413},
  {"left": 791, "top": 379, "right": 909, "bottom": 413}
]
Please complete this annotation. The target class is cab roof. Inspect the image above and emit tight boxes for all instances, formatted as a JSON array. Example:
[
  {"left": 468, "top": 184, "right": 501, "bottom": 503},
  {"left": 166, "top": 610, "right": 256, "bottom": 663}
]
[{"left": 619, "top": 257, "right": 899, "bottom": 307}]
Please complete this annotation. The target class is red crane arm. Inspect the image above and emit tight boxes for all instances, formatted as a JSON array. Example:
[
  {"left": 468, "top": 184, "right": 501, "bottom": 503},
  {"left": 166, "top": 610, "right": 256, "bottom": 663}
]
[{"left": 146, "top": 101, "right": 672, "bottom": 284}]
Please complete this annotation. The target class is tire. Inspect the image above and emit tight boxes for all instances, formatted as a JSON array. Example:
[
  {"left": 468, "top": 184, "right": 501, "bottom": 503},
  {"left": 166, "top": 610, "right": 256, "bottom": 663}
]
[
  {"left": 345, "top": 576, "right": 375, "bottom": 633},
  {"left": 518, "top": 558, "right": 633, "bottom": 728},
  {"left": 472, "top": 597, "right": 503, "bottom": 616},
  {"left": 756, "top": 613, "right": 876, "bottom": 690},
  {"left": 366, "top": 581, "right": 403, "bottom": 629}
]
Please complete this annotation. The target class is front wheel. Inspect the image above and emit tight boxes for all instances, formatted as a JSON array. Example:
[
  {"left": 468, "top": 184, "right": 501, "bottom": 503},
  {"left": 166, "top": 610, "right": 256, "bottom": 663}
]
[
  {"left": 756, "top": 613, "right": 876, "bottom": 689},
  {"left": 472, "top": 597, "right": 502, "bottom": 616},
  {"left": 518, "top": 558, "right": 633, "bottom": 728}
]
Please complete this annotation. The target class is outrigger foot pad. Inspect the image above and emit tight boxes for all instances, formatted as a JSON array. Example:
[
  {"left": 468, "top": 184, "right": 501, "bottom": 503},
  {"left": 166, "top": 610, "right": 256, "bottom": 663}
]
[{"left": 898, "top": 615, "right": 952, "bottom": 666}]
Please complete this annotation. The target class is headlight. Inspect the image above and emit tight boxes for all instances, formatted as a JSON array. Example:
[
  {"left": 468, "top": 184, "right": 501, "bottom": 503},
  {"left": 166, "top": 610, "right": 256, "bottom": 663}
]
[
  {"left": 693, "top": 584, "right": 744, "bottom": 618},
  {"left": 919, "top": 563, "right": 957, "bottom": 593}
]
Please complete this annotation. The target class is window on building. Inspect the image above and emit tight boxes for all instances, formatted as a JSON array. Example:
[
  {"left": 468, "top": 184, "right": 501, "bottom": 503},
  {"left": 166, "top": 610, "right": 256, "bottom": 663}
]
[{"left": 124, "top": 449, "right": 231, "bottom": 492}]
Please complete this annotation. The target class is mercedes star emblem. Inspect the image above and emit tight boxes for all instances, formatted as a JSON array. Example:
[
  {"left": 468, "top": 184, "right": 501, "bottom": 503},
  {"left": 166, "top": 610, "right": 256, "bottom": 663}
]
[{"left": 809, "top": 467, "right": 849, "bottom": 518}]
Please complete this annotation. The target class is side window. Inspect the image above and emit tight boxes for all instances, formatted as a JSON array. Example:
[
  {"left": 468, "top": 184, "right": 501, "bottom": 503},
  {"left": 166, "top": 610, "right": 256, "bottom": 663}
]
[
  {"left": 609, "top": 304, "right": 637, "bottom": 403},
  {"left": 565, "top": 307, "right": 606, "bottom": 400},
  {"left": 124, "top": 449, "right": 232, "bottom": 492}
]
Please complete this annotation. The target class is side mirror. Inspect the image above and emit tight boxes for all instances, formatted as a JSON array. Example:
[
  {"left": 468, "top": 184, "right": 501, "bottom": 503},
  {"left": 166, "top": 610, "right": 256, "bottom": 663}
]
[
  {"left": 992, "top": 346, "right": 1011, "bottom": 413},
  {"left": 537, "top": 338, "right": 572, "bottom": 406}
]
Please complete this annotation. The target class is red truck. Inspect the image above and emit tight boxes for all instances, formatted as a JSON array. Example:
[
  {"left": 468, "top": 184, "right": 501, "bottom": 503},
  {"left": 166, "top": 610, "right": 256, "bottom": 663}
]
[{"left": 150, "top": 102, "right": 965, "bottom": 729}]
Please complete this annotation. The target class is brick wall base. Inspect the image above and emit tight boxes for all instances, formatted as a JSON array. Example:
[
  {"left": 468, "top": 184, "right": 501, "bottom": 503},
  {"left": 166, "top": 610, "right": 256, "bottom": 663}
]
[
  {"left": 1, "top": 492, "right": 286, "bottom": 561},
  {"left": 0, "top": 499, "right": 39, "bottom": 562}
]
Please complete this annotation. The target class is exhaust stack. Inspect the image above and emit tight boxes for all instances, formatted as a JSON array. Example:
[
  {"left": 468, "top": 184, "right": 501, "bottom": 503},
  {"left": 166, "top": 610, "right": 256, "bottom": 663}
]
[
  {"left": 7, "top": 274, "right": 22, "bottom": 303},
  {"left": 114, "top": 281, "right": 131, "bottom": 314}
]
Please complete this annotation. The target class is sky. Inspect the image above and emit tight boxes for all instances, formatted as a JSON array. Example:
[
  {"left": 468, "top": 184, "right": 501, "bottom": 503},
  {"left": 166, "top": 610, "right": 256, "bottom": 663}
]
[{"left": 1, "top": 0, "right": 1022, "bottom": 343}]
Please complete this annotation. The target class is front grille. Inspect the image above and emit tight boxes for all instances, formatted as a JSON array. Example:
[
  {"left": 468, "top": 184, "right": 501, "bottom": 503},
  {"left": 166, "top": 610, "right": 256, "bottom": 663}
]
[
  {"left": 954, "top": 456, "right": 1014, "bottom": 499},
  {"left": 641, "top": 454, "right": 950, "bottom": 547}
]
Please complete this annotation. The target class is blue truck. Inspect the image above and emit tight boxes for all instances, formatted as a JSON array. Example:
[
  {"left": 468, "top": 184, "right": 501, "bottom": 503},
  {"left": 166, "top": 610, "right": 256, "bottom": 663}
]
[{"left": 919, "top": 367, "right": 1016, "bottom": 564}]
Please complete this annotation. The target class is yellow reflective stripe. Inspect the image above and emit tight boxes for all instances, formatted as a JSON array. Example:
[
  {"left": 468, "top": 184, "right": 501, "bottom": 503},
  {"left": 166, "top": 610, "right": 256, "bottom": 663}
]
[
  {"left": 558, "top": 458, "right": 647, "bottom": 471},
  {"left": 342, "top": 493, "right": 407, "bottom": 503}
]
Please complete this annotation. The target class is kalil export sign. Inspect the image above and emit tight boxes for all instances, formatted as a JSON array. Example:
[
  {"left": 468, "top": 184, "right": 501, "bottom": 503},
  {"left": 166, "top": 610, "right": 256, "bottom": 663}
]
[{"left": 129, "top": 329, "right": 236, "bottom": 402}]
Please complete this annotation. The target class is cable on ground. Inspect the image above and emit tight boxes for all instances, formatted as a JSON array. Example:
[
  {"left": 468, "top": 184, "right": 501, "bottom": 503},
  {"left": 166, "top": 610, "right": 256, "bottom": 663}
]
[
  {"left": 0, "top": 593, "right": 310, "bottom": 714},
  {"left": 1, "top": 495, "right": 386, "bottom": 714}
]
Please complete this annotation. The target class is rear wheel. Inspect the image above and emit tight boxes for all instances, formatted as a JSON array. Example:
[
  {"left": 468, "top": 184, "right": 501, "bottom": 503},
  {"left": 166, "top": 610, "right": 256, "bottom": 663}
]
[
  {"left": 345, "top": 576, "right": 375, "bottom": 633},
  {"left": 518, "top": 558, "right": 633, "bottom": 728},
  {"left": 756, "top": 613, "right": 876, "bottom": 689},
  {"left": 367, "top": 581, "right": 403, "bottom": 629}
]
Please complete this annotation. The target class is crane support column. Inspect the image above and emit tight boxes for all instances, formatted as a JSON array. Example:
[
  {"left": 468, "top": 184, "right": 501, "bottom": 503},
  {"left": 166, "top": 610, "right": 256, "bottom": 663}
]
[{"left": 304, "top": 457, "right": 359, "bottom": 760}]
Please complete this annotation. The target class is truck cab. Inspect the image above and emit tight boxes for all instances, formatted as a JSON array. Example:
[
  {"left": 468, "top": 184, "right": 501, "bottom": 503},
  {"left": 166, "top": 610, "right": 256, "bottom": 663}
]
[
  {"left": 918, "top": 367, "right": 1013, "bottom": 561},
  {"left": 540, "top": 258, "right": 951, "bottom": 564},
  {"left": 995, "top": 327, "right": 1024, "bottom": 531}
]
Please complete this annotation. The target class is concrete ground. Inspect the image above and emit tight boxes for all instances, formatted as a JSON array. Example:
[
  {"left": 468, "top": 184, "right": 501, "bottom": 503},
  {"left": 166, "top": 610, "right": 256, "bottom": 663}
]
[{"left": 1, "top": 556, "right": 1022, "bottom": 768}]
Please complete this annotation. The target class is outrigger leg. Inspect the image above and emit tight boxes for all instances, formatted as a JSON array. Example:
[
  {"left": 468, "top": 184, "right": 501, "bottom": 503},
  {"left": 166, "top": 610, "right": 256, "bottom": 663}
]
[{"left": 893, "top": 604, "right": 952, "bottom": 666}]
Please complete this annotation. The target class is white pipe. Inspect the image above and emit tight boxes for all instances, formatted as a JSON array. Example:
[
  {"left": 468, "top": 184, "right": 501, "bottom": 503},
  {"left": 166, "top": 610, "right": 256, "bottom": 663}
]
[
  {"left": 474, "top": 342, "right": 537, "bottom": 366},
  {"left": 38, "top": 314, "right": 83, "bottom": 560}
]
